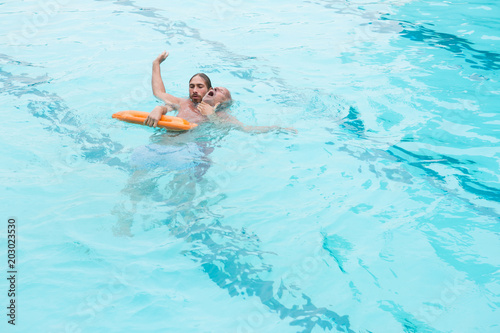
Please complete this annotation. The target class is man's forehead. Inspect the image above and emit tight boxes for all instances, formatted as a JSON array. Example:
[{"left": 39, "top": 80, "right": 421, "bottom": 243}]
[{"left": 190, "top": 77, "right": 206, "bottom": 85}]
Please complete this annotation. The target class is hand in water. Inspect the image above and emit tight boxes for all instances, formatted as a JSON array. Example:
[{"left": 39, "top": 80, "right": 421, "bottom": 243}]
[
  {"left": 279, "top": 127, "right": 298, "bottom": 134},
  {"left": 154, "top": 51, "right": 169, "bottom": 64}
]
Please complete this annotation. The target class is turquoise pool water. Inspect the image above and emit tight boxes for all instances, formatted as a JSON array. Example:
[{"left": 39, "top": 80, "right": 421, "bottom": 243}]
[{"left": 1, "top": 0, "right": 499, "bottom": 332}]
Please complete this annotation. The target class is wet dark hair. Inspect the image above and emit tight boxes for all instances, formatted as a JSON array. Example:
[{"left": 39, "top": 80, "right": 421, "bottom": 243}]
[{"left": 189, "top": 73, "right": 212, "bottom": 89}]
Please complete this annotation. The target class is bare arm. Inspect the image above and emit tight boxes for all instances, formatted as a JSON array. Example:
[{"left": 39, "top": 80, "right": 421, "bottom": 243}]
[
  {"left": 197, "top": 103, "right": 296, "bottom": 133},
  {"left": 222, "top": 114, "right": 297, "bottom": 133},
  {"left": 144, "top": 103, "right": 178, "bottom": 127},
  {"left": 152, "top": 51, "right": 183, "bottom": 105}
]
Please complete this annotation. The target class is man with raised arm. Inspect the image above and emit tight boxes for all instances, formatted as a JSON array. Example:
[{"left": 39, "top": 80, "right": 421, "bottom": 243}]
[
  {"left": 144, "top": 51, "right": 214, "bottom": 126},
  {"left": 145, "top": 51, "right": 295, "bottom": 133}
]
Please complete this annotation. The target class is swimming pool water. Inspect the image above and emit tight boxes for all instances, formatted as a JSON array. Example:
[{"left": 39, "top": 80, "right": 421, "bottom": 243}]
[{"left": 1, "top": 0, "right": 499, "bottom": 332}]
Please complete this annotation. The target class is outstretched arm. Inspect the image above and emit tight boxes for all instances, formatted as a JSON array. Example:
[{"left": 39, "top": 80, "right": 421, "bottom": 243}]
[
  {"left": 197, "top": 102, "right": 296, "bottom": 133},
  {"left": 152, "top": 51, "right": 183, "bottom": 105},
  {"left": 234, "top": 120, "right": 296, "bottom": 134}
]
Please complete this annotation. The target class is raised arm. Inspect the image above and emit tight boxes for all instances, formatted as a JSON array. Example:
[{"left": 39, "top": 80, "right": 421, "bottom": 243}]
[{"left": 152, "top": 51, "right": 183, "bottom": 105}]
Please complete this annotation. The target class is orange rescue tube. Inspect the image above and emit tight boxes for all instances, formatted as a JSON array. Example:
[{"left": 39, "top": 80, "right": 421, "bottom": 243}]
[{"left": 112, "top": 110, "right": 198, "bottom": 131}]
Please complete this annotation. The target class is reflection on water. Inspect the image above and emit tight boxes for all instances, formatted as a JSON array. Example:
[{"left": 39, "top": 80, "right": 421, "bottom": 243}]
[
  {"left": 397, "top": 20, "right": 500, "bottom": 71},
  {"left": 0, "top": 53, "right": 124, "bottom": 169}
]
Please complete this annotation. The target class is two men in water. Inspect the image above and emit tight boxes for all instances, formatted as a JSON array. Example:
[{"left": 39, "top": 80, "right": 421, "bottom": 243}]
[
  {"left": 144, "top": 51, "right": 233, "bottom": 127},
  {"left": 144, "top": 51, "right": 293, "bottom": 133}
]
